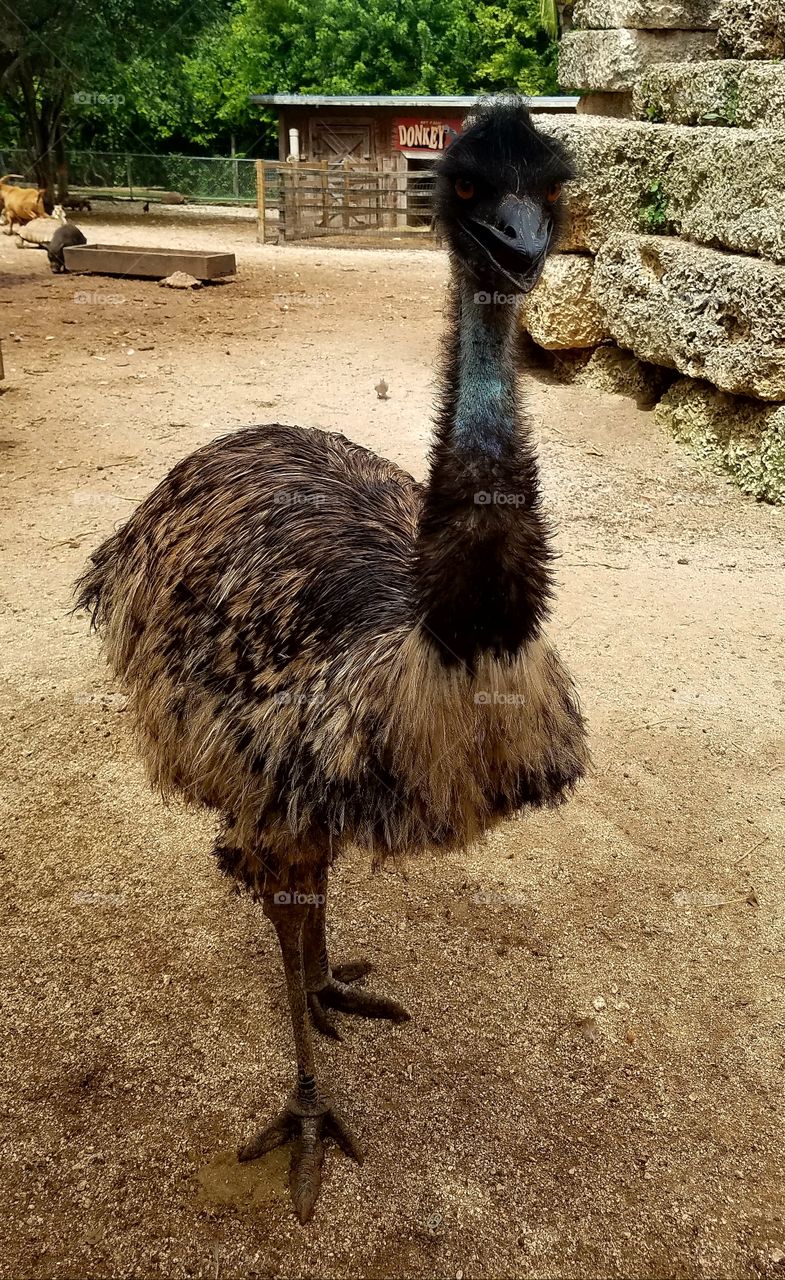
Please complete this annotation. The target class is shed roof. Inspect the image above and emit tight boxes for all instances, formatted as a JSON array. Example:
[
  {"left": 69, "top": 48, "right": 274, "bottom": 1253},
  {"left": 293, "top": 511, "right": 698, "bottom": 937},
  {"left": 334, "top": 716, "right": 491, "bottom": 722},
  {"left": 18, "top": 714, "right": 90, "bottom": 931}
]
[{"left": 250, "top": 93, "right": 579, "bottom": 110}]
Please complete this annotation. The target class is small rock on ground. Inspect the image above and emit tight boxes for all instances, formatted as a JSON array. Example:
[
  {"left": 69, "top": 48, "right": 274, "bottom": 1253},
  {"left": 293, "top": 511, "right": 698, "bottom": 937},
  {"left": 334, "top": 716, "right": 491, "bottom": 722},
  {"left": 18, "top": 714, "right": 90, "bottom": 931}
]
[{"left": 159, "top": 271, "right": 201, "bottom": 289}]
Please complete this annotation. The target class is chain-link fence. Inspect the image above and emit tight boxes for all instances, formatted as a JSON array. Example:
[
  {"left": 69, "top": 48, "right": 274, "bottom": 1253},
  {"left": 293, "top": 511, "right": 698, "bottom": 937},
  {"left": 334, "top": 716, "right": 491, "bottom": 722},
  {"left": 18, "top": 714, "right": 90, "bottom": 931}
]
[
  {"left": 0, "top": 147, "right": 443, "bottom": 244},
  {"left": 0, "top": 149, "right": 258, "bottom": 204}
]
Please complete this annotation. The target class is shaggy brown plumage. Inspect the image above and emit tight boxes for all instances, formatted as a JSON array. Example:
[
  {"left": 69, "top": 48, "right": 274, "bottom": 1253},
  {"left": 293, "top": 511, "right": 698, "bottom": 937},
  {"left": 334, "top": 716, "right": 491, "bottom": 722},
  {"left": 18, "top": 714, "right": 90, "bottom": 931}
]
[
  {"left": 76, "top": 422, "right": 585, "bottom": 890},
  {"left": 75, "top": 95, "right": 587, "bottom": 1224}
]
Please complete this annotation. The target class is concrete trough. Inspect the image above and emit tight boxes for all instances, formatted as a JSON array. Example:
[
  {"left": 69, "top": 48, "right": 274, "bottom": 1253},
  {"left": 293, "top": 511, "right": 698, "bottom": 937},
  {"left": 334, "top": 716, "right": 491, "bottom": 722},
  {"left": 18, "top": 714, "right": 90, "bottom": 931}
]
[{"left": 63, "top": 244, "right": 236, "bottom": 280}]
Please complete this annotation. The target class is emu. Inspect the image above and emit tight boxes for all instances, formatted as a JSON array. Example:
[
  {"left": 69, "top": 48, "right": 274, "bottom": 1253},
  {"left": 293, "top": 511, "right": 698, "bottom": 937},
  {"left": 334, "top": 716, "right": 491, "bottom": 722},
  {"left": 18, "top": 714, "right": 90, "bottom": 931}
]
[{"left": 76, "top": 98, "right": 587, "bottom": 1222}]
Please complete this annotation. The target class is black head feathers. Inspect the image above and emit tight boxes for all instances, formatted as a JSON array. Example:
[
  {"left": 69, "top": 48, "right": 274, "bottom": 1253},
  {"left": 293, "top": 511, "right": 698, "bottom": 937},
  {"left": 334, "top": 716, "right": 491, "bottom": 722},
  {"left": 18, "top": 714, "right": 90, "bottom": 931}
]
[{"left": 434, "top": 95, "right": 575, "bottom": 293}]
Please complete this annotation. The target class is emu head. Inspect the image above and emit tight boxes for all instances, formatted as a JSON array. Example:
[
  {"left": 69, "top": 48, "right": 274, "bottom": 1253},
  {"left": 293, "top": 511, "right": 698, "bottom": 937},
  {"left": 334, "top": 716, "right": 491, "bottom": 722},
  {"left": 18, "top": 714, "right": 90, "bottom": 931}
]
[{"left": 434, "top": 97, "right": 574, "bottom": 295}]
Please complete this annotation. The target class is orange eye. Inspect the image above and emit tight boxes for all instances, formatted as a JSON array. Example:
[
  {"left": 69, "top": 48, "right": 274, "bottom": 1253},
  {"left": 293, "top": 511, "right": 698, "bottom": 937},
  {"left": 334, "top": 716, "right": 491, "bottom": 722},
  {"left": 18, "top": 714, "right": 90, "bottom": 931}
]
[
  {"left": 546, "top": 182, "right": 562, "bottom": 203},
  {"left": 455, "top": 178, "right": 474, "bottom": 200}
]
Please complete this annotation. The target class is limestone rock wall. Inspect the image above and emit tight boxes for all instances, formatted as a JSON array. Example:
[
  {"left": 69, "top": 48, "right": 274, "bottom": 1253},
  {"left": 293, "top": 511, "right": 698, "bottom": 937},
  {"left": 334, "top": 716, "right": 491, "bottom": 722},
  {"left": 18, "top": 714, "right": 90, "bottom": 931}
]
[
  {"left": 572, "top": 1, "right": 719, "bottom": 30},
  {"left": 559, "top": 28, "right": 718, "bottom": 92},
  {"left": 593, "top": 235, "right": 785, "bottom": 400},
  {"left": 534, "top": 115, "right": 785, "bottom": 262},
  {"left": 656, "top": 380, "right": 785, "bottom": 502},
  {"left": 716, "top": 0, "right": 785, "bottom": 59},
  {"left": 527, "top": 1, "right": 785, "bottom": 501},
  {"left": 633, "top": 60, "right": 785, "bottom": 126},
  {"left": 520, "top": 255, "right": 607, "bottom": 349}
]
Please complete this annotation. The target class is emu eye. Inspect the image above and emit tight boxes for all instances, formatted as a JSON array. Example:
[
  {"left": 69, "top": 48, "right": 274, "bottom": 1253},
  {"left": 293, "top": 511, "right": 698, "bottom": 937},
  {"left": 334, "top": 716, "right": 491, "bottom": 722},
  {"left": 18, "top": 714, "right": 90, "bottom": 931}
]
[
  {"left": 546, "top": 182, "right": 562, "bottom": 203},
  {"left": 455, "top": 178, "right": 475, "bottom": 200}
]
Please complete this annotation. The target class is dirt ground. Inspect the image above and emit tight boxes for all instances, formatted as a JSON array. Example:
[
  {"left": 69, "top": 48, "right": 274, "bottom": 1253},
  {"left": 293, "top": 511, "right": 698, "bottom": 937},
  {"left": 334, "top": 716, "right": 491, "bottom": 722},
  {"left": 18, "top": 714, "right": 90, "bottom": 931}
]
[{"left": 1, "top": 210, "right": 784, "bottom": 1280}]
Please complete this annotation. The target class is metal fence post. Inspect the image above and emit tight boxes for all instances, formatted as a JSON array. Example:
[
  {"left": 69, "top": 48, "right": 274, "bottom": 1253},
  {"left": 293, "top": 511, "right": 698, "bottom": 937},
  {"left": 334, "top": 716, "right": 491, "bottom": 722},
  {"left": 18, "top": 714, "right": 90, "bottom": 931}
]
[{"left": 231, "top": 134, "right": 240, "bottom": 199}]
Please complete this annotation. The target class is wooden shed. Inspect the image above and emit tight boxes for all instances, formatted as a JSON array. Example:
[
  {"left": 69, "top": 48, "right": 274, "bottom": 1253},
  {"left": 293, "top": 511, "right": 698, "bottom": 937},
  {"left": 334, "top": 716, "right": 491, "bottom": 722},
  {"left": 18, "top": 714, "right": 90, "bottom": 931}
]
[
  {"left": 249, "top": 94, "right": 579, "bottom": 242},
  {"left": 251, "top": 93, "right": 579, "bottom": 169}
]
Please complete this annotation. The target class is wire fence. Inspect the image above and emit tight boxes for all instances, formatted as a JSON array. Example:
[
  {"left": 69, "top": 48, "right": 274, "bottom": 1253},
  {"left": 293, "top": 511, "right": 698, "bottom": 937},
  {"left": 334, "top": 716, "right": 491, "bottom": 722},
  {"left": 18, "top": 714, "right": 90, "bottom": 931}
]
[
  {"left": 0, "top": 147, "right": 442, "bottom": 245},
  {"left": 0, "top": 149, "right": 259, "bottom": 204}
]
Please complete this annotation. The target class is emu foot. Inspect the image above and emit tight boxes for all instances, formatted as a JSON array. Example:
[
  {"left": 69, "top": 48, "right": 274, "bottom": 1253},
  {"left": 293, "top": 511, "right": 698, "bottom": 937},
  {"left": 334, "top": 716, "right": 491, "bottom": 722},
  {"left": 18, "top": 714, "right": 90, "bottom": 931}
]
[
  {"left": 308, "top": 962, "right": 410, "bottom": 1040},
  {"left": 237, "top": 1092, "right": 362, "bottom": 1224}
]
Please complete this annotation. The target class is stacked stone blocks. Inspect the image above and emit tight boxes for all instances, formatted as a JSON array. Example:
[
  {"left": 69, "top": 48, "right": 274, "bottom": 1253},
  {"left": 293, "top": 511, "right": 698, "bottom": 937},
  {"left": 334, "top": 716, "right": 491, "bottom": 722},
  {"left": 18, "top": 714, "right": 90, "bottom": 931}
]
[{"left": 522, "top": 0, "right": 785, "bottom": 501}]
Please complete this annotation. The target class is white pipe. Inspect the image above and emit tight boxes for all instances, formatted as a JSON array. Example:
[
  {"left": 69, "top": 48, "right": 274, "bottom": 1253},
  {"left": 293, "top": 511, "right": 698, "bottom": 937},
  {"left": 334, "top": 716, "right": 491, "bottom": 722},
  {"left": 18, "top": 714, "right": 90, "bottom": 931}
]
[{"left": 288, "top": 128, "right": 300, "bottom": 161}]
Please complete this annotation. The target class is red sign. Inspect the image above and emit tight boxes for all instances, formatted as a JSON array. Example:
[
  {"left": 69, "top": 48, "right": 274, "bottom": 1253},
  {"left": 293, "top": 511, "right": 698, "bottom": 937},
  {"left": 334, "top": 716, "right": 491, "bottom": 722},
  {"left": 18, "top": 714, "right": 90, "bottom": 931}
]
[{"left": 392, "top": 117, "right": 463, "bottom": 153}]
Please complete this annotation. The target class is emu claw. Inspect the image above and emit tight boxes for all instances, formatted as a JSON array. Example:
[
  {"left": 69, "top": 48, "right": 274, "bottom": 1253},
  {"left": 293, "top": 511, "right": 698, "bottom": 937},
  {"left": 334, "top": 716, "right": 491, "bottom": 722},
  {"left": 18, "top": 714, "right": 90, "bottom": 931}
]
[
  {"left": 307, "top": 990, "right": 342, "bottom": 1040},
  {"left": 331, "top": 960, "right": 374, "bottom": 983},
  {"left": 307, "top": 959, "right": 379, "bottom": 1037},
  {"left": 308, "top": 967, "right": 410, "bottom": 1037},
  {"left": 238, "top": 1095, "right": 363, "bottom": 1224}
]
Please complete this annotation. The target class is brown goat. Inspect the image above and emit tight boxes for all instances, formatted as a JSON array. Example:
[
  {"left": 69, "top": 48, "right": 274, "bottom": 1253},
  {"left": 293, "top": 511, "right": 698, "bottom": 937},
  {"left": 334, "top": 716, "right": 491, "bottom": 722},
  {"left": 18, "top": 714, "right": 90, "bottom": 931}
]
[{"left": 0, "top": 178, "right": 46, "bottom": 235}]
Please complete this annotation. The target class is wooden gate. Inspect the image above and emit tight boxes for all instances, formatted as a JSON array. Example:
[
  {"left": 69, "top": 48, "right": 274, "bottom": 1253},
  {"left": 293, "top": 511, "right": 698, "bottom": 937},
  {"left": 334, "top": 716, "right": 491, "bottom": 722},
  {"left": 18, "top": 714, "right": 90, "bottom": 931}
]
[
  {"left": 255, "top": 160, "right": 436, "bottom": 244},
  {"left": 309, "top": 120, "right": 373, "bottom": 165}
]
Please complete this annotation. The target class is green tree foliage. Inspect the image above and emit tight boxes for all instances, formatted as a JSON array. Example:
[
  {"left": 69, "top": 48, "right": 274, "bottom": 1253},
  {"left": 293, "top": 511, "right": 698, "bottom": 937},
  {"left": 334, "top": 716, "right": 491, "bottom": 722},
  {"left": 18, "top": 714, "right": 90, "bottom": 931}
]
[
  {"left": 0, "top": 0, "right": 221, "bottom": 190},
  {"left": 471, "top": 2, "right": 558, "bottom": 94},
  {"left": 179, "top": 0, "right": 558, "bottom": 153},
  {"left": 1, "top": 0, "right": 559, "bottom": 166}
]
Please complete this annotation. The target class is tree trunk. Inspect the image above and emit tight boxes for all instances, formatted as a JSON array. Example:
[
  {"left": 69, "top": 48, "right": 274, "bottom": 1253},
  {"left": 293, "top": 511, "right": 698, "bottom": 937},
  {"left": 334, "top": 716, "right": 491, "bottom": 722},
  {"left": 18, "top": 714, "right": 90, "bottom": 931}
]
[
  {"left": 17, "top": 64, "right": 67, "bottom": 204},
  {"left": 54, "top": 119, "right": 69, "bottom": 201},
  {"left": 32, "top": 147, "right": 58, "bottom": 206}
]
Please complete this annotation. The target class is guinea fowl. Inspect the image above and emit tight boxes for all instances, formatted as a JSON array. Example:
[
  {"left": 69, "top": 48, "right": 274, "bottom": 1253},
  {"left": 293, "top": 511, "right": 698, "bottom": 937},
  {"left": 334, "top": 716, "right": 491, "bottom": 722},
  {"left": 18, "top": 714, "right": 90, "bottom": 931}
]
[{"left": 76, "top": 97, "right": 587, "bottom": 1223}]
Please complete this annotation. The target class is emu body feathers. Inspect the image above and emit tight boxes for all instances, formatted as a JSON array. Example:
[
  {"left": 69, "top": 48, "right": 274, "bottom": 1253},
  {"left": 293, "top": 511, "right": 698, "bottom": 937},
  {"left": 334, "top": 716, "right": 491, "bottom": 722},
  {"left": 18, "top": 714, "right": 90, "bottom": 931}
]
[{"left": 76, "top": 421, "right": 586, "bottom": 890}]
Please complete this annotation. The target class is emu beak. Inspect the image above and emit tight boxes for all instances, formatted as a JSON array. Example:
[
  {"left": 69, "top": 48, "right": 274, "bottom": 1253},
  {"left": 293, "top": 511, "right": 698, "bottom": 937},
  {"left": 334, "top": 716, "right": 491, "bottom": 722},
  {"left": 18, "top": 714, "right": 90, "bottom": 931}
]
[{"left": 463, "top": 195, "right": 551, "bottom": 289}]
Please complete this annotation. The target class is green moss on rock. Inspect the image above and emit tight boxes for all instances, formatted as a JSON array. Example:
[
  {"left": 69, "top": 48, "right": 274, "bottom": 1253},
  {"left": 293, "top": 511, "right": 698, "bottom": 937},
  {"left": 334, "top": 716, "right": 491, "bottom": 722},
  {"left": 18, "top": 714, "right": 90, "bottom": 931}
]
[
  {"left": 639, "top": 180, "right": 671, "bottom": 233},
  {"left": 656, "top": 378, "right": 785, "bottom": 503}
]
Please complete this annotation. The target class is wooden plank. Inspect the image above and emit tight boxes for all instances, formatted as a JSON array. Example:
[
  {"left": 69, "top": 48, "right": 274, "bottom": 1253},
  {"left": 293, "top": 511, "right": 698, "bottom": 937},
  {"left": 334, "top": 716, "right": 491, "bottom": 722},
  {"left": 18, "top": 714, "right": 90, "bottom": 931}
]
[
  {"left": 342, "top": 162, "right": 350, "bottom": 230},
  {"left": 255, "top": 159, "right": 266, "bottom": 245},
  {"left": 62, "top": 244, "right": 236, "bottom": 280},
  {"left": 290, "top": 167, "right": 300, "bottom": 240},
  {"left": 282, "top": 168, "right": 293, "bottom": 242}
]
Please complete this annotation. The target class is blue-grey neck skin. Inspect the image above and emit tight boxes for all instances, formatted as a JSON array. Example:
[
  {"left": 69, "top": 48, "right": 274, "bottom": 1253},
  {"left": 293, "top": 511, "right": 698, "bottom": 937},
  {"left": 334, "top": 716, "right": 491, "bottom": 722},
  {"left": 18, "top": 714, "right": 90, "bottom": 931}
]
[
  {"left": 452, "top": 277, "right": 521, "bottom": 459},
  {"left": 415, "top": 269, "right": 552, "bottom": 667}
]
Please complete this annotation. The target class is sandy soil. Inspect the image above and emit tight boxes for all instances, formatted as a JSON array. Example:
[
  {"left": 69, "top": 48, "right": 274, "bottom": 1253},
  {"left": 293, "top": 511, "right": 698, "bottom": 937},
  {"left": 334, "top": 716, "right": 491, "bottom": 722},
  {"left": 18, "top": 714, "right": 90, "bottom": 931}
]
[{"left": 1, "top": 210, "right": 784, "bottom": 1280}]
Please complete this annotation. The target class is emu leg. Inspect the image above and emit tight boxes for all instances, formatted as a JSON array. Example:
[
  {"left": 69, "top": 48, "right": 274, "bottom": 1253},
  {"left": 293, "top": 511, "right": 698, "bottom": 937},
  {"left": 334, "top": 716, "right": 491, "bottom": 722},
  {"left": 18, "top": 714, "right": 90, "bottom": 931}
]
[
  {"left": 303, "top": 872, "right": 410, "bottom": 1040},
  {"left": 237, "top": 893, "right": 362, "bottom": 1223}
]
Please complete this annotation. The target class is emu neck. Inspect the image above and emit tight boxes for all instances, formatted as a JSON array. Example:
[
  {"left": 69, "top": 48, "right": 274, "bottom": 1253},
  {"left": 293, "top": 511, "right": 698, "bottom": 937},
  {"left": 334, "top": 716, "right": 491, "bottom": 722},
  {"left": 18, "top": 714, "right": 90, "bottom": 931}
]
[
  {"left": 415, "top": 266, "right": 552, "bottom": 669},
  {"left": 453, "top": 280, "right": 519, "bottom": 457}
]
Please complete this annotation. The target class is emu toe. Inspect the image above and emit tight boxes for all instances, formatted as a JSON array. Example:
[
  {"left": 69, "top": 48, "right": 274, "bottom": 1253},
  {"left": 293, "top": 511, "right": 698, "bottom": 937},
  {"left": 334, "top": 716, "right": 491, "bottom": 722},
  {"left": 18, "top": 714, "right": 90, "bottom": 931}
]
[
  {"left": 331, "top": 960, "right": 375, "bottom": 983},
  {"left": 308, "top": 965, "right": 410, "bottom": 1039},
  {"left": 238, "top": 1094, "right": 363, "bottom": 1224}
]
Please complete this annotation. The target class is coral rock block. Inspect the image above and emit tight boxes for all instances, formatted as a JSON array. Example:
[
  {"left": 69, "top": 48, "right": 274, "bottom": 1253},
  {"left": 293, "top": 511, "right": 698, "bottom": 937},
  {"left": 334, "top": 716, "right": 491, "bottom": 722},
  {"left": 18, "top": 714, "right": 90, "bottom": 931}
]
[
  {"left": 521, "top": 254, "right": 608, "bottom": 349},
  {"left": 559, "top": 28, "right": 718, "bottom": 93},
  {"left": 593, "top": 235, "right": 785, "bottom": 401}
]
